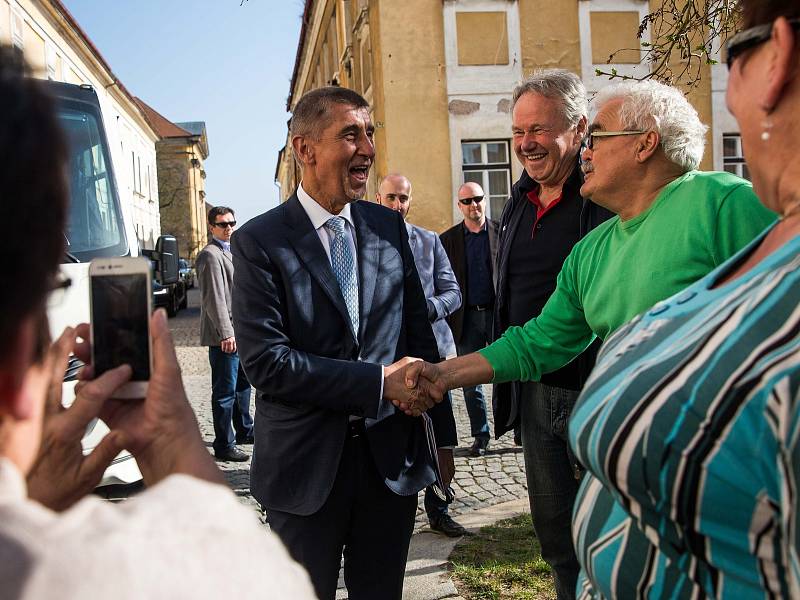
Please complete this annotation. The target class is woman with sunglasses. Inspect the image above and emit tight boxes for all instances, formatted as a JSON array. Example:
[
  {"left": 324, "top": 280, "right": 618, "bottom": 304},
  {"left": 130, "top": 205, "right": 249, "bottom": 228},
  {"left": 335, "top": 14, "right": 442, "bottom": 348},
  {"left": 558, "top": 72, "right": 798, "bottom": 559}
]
[{"left": 564, "top": 2, "right": 800, "bottom": 597}]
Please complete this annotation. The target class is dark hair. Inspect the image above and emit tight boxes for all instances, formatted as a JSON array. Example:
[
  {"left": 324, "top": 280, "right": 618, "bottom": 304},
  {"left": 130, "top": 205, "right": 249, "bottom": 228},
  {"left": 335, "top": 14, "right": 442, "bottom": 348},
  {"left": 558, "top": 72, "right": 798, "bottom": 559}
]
[
  {"left": 0, "top": 46, "right": 67, "bottom": 358},
  {"left": 289, "top": 86, "right": 369, "bottom": 141},
  {"left": 742, "top": 0, "right": 800, "bottom": 28},
  {"left": 207, "top": 206, "right": 234, "bottom": 225}
]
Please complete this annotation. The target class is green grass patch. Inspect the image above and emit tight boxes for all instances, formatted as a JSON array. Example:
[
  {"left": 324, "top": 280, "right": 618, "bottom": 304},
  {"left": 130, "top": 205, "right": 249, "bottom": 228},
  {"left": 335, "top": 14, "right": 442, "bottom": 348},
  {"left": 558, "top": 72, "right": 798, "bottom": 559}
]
[{"left": 449, "top": 513, "right": 556, "bottom": 600}]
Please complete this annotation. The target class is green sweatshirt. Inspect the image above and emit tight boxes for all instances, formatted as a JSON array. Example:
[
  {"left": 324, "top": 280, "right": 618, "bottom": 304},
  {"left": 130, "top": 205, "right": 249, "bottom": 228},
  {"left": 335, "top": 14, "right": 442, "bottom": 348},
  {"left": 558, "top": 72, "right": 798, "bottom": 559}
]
[{"left": 480, "top": 170, "right": 777, "bottom": 384}]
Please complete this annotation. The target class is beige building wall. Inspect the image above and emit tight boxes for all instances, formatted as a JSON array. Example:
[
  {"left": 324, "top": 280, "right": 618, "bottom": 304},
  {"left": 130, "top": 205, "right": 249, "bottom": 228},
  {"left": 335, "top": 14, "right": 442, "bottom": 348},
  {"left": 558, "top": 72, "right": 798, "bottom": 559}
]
[
  {"left": 519, "top": 0, "right": 581, "bottom": 75},
  {"left": 375, "top": 0, "right": 451, "bottom": 232},
  {"left": 156, "top": 138, "right": 208, "bottom": 260}
]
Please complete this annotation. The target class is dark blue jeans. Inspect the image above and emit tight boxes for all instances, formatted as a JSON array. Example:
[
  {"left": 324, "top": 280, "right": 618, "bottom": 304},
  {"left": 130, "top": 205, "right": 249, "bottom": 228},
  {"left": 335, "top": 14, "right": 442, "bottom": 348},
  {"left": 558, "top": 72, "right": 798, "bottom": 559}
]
[
  {"left": 456, "top": 307, "right": 491, "bottom": 441},
  {"left": 520, "top": 381, "right": 581, "bottom": 600},
  {"left": 209, "top": 346, "right": 254, "bottom": 453}
]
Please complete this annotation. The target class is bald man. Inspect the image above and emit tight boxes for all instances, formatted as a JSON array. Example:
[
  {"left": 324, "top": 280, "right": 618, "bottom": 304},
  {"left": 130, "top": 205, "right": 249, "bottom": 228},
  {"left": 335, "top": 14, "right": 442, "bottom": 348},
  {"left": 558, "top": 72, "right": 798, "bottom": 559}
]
[
  {"left": 376, "top": 174, "right": 465, "bottom": 537},
  {"left": 439, "top": 182, "right": 498, "bottom": 457}
]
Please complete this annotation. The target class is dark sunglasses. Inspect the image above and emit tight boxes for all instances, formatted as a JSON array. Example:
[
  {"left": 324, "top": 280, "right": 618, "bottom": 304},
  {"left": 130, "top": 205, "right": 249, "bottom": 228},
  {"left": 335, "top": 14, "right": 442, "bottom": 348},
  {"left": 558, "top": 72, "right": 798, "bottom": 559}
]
[
  {"left": 726, "top": 18, "right": 800, "bottom": 69},
  {"left": 213, "top": 220, "right": 236, "bottom": 228},
  {"left": 459, "top": 195, "right": 484, "bottom": 205}
]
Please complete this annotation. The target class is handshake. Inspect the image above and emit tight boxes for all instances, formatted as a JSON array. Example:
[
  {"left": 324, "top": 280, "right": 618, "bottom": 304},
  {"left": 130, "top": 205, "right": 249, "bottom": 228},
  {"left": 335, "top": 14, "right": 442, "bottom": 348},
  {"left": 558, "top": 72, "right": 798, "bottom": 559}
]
[{"left": 383, "top": 357, "right": 450, "bottom": 417}]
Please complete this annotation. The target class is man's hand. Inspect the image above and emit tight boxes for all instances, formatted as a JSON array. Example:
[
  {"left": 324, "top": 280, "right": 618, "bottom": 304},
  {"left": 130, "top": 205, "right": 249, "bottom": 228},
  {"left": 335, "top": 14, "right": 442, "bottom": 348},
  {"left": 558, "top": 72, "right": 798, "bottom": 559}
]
[
  {"left": 383, "top": 357, "right": 445, "bottom": 416},
  {"left": 388, "top": 360, "right": 448, "bottom": 416},
  {"left": 220, "top": 336, "right": 237, "bottom": 354},
  {"left": 26, "top": 328, "right": 130, "bottom": 511},
  {"left": 74, "top": 310, "right": 225, "bottom": 487}
]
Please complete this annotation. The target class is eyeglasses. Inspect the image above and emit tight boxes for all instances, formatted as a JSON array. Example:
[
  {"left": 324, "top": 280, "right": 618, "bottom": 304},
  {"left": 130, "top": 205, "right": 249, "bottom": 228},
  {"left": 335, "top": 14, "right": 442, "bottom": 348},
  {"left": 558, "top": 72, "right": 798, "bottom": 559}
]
[
  {"left": 213, "top": 221, "right": 236, "bottom": 228},
  {"left": 459, "top": 195, "right": 484, "bottom": 205},
  {"left": 586, "top": 130, "right": 646, "bottom": 150},
  {"left": 726, "top": 18, "right": 800, "bottom": 70}
]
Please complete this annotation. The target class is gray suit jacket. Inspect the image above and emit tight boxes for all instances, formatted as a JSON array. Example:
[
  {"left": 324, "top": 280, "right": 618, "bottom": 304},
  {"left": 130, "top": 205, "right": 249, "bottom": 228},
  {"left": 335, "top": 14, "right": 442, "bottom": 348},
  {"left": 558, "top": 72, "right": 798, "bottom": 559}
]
[
  {"left": 196, "top": 240, "right": 234, "bottom": 346},
  {"left": 406, "top": 223, "right": 461, "bottom": 358}
]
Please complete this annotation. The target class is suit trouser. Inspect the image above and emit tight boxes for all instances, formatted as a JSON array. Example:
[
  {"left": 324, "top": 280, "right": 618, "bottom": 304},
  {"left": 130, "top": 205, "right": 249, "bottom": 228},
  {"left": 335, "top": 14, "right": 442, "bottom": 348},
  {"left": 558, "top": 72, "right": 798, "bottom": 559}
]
[
  {"left": 520, "top": 381, "right": 582, "bottom": 600},
  {"left": 267, "top": 430, "right": 418, "bottom": 600},
  {"left": 208, "top": 347, "right": 254, "bottom": 452}
]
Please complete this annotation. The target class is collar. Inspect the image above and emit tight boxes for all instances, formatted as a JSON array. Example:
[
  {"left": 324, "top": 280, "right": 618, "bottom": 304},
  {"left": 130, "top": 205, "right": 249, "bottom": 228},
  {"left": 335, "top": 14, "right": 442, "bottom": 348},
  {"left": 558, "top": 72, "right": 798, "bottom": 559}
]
[
  {"left": 297, "top": 182, "right": 355, "bottom": 232},
  {"left": 212, "top": 236, "right": 231, "bottom": 252},
  {"left": 462, "top": 220, "right": 488, "bottom": 236},
  {"left": 526, "top": 187, "right": 564, "bottom": 221}
]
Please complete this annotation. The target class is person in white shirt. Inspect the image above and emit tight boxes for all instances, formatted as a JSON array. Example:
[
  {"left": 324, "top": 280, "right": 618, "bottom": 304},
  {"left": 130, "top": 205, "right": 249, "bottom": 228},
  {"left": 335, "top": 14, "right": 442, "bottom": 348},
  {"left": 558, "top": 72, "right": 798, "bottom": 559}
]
[{"left": 0, "top": 45, "right": 315, "bottom": 600}]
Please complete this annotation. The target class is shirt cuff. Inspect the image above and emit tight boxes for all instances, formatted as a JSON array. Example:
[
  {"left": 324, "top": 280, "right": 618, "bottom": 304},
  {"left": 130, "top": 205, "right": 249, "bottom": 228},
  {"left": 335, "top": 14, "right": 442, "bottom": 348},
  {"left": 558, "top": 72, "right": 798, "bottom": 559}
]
[{"left": 379, "top": 364, "right": 384, "bottom": 401}]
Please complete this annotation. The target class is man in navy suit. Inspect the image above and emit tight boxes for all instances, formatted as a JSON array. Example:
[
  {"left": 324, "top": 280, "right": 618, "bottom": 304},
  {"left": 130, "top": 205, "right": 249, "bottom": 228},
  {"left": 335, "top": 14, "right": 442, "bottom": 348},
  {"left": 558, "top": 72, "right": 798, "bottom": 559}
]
[{"left": 232, "top": 87, "right": 456, "bottom": 600}]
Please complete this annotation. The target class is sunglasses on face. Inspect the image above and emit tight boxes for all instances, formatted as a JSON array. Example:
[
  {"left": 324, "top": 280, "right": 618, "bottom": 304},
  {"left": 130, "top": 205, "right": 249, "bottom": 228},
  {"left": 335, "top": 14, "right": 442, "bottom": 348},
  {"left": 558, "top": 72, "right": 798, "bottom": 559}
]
[
  {"left": 726, "top": 18, "right": 800, "bottom": 70},
  {"left": 459, "top": 195, "right": 484, "bottom": 205},
  {"left": 213, "top": 221, "right": 236, "bottom": 228}
]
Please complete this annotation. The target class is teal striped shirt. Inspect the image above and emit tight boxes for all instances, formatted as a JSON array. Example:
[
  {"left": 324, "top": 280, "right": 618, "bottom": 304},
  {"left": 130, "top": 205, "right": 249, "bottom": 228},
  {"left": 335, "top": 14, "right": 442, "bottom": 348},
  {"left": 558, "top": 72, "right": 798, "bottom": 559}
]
[{"left": 569, "top": 228, "right": 800, "bottom": 598}]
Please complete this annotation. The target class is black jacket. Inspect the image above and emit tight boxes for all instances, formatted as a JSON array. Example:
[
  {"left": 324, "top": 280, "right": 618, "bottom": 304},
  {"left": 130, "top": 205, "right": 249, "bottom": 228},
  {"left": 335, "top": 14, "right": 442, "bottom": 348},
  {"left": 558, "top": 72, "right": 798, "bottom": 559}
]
[
  {"left": 492, "top": 161, "right": 613, "bottom": 438},
  {"left": 439, "top": 219, "right": 499, "bottom": 344},
  {"left": 232, "top": 196, "right": 457, "bottom": 514}
]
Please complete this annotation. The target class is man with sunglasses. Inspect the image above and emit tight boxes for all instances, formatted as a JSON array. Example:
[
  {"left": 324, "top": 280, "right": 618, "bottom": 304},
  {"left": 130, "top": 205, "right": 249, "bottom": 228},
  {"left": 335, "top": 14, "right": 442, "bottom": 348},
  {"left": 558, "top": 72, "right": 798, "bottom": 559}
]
[
  {"left": 440, "top": 182, "right": 498, "bottom": 459},
  {"left": 196, "top": 206, "right": 254, "bottom": 462}
]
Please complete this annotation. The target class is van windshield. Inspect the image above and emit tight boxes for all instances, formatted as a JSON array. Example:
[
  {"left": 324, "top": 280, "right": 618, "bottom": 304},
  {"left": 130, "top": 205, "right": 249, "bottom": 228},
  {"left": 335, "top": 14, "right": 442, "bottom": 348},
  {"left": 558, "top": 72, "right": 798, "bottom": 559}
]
[{"left": 58, "top": 105, "right": 127, "bottom": 261}]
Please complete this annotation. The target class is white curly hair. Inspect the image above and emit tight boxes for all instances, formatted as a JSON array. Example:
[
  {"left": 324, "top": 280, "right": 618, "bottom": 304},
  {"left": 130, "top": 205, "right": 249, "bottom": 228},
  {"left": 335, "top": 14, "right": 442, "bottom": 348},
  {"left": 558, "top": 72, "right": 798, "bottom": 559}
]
[{"left": 594, "top": 80, "right": 708, "bottom": 172}]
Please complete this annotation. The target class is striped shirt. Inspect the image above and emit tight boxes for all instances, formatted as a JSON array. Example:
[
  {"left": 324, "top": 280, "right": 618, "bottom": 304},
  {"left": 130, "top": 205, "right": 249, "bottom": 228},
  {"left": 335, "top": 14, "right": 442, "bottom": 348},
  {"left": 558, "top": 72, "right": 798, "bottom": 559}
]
[{"left": 569, "top": 229, "right": 800, "bottom": 598}]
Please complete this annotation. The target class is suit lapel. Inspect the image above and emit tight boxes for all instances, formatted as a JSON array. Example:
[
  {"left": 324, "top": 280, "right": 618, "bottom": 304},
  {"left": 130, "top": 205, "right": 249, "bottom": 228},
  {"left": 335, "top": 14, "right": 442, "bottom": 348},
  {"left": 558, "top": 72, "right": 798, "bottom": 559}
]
[
  {"left": 351, "top": 203, "right": 378, "bottom": 343},
  {"left": 284, "top": 196, "right": 355, "bottom": 339}
]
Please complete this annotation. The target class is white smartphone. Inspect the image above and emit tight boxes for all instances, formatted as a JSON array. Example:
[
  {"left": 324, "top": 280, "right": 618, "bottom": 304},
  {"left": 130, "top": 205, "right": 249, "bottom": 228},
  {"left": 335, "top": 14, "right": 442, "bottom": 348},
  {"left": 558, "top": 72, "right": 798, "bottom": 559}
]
[{"left": 89, "top": 257, "right": 153, "bottom": 399}]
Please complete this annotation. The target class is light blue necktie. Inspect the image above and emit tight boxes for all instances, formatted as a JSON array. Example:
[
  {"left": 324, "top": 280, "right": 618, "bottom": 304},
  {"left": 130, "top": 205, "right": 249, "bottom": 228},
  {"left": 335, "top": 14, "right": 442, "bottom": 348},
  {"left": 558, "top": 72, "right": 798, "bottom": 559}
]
[{"left": 324, "top": 216, "right": 359, "bottom": 336}]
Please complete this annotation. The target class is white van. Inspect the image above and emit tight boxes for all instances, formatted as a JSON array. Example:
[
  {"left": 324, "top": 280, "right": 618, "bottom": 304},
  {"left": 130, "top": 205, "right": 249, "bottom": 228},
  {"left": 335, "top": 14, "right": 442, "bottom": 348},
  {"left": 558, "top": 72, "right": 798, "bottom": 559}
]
[{"left": 47, "top": 80, "right": 179, "bottom": 487}]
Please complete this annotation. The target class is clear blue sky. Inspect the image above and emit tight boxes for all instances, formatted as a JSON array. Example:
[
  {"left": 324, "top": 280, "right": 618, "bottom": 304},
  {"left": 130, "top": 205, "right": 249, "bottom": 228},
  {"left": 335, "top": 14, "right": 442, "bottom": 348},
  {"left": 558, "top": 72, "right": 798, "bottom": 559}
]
[{"left": 61, "top": 0, "right": 305, "bottom": 226}]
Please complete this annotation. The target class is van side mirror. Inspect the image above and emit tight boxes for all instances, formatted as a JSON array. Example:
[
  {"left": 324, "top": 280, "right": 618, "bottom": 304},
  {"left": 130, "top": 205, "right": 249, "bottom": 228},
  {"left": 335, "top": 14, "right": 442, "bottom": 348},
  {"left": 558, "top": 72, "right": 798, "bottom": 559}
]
[{"left": 151, "top": 235, "right": 179, "bottom": 285}]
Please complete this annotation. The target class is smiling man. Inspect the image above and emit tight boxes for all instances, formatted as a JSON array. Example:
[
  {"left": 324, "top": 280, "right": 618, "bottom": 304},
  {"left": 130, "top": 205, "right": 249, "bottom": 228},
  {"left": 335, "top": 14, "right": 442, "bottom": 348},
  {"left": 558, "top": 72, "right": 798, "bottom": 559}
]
[
  {"left": 231, "top": 87, "right": 455, "bottom": 600},
  {"left": 490, "top": 69, "right": 612, "bottom": 600},
  {"left": 401, "top": 78, "right": 777, "bottom": 599}
]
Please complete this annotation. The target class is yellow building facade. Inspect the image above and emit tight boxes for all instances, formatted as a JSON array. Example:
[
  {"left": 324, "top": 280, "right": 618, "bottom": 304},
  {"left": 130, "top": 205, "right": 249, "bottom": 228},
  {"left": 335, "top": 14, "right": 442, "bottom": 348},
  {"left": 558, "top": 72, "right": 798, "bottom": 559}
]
[
  {"left": 136, "top": 100, "right": 210, "bottom": 261},
  {"left": 276, "top": 0, "right": 741, "bottom": 233}
]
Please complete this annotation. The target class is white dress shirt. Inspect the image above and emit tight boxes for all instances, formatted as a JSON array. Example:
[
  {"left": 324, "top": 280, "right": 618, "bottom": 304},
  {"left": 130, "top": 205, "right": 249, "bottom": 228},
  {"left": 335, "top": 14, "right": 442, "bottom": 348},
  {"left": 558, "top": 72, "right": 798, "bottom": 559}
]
[{"left": 296, "top": 183, "right": 384, "bottom": 401}]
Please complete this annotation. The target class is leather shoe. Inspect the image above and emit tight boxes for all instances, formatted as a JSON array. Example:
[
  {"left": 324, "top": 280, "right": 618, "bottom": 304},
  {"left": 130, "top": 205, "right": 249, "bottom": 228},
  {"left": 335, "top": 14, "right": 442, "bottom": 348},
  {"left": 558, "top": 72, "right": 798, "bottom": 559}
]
[
  {"left": 237, "top": 434, "right": 255, "bottom": 445},
  {"left": 214, "top": 447, "right": 249, "bottom": 462},
  {"left": 469, "top": 437, "right": 489, "bottom": 457},
  {"left": 429, "top": 514, "right": 471, "bottom": 537}
]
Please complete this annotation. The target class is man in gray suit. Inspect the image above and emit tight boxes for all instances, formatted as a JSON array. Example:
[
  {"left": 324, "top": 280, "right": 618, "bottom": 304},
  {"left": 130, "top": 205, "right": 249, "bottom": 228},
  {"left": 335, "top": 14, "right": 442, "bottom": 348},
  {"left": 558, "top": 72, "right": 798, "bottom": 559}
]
[
  {"left": 195, "top": 206, "right": 254, "bottom": 462},
  {"left": 376, "top": 173, "right": 468, "bottom": 538}
]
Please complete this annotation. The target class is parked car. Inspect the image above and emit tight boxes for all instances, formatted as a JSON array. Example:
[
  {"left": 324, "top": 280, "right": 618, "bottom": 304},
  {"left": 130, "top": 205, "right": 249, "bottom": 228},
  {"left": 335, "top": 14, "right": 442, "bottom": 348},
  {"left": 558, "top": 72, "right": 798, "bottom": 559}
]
[
  {"left": 152, "top": 265, "right": 187, "bottom": 317},
  {"left": 178, "top": 258, "right": 196, "bottom": 288}
]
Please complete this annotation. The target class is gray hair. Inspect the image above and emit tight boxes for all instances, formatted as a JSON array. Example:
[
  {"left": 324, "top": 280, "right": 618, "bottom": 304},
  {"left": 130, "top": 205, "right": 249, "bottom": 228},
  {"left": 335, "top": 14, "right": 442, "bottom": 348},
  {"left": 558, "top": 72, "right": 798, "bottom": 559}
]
[
  {"left": 289, "top": 86, "right": 369, "bottom": 153},
  {"left": 594, "top": 80, "right": 708, "bottom": 172},
  {"left": 511, "top": 69, "right": 588, "bottom": 128}
]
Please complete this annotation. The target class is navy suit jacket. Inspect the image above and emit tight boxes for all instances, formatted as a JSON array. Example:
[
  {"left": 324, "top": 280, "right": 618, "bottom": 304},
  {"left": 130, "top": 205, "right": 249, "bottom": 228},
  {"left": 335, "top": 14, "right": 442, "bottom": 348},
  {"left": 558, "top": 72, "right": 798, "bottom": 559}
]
[{"left": 232, "top": 194, "right": 456, "bottom": 516}]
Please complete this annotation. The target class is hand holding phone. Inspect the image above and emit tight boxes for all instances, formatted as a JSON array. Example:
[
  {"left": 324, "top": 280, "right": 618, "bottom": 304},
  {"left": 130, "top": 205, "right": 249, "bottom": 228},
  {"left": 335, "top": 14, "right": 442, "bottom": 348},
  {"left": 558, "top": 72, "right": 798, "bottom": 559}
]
[{"left": 89, "top": 257, "right": 152, "bottom": 399}]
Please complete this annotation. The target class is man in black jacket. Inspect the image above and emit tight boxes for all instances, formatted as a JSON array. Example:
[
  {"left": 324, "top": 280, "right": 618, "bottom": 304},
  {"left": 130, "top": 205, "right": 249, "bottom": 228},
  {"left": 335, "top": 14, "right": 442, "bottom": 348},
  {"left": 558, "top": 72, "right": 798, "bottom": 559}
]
[
  {"left": 440, "top": 182, "right": 498, "bottom": 457},
  {"left": 492, "top": 70, "right": 612, "bottom": 600}
]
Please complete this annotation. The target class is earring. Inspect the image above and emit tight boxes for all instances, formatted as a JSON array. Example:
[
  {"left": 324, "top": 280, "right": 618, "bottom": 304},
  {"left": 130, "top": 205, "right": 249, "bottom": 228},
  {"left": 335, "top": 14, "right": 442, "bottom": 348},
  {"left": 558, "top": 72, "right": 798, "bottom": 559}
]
[{"left": 761, "top": 119, "right": 774, "bottom": 141}]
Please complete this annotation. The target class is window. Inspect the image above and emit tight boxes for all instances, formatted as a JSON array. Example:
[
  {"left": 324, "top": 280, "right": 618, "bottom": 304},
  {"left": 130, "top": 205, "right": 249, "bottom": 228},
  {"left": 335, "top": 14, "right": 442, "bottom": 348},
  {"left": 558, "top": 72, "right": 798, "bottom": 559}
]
[
  {"left": 11, "top": 9, "right": 23, "bottom": 50},
  {"left": 722, "top": 134, "right": 749, "bottom": 180},
  {"left": 461, "top": 140, "right": 512, "bottom": 219},
  {"left": 46, "top": 43, "right": 58, "bottom": 80}
]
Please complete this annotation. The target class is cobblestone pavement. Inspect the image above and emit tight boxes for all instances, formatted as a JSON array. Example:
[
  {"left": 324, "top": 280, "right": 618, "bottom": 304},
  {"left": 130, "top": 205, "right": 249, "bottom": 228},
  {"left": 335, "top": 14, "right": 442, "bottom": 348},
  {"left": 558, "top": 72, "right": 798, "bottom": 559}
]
[{"left": 171, "top": 288, "right": 529, "bottom": 528}]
